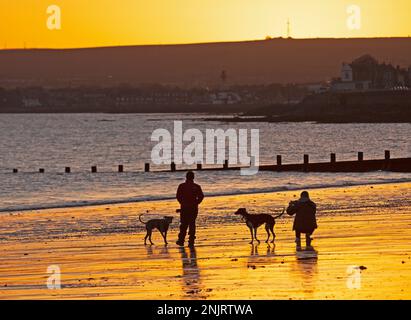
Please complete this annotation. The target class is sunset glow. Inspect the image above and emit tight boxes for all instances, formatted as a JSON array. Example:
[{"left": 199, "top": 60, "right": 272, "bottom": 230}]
[{"left": 1, "top": 0, "right": 411, "bottom": 49}]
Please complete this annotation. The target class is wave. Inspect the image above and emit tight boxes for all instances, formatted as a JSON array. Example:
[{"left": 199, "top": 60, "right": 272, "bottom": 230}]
[{"left": 1, "top": 178, "right": 410, "bottom": 214}]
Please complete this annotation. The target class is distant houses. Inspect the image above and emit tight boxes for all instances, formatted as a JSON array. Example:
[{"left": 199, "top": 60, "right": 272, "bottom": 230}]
[
  {"left": 331, "top": 55, "right": 411, "bottom": 92},
  {"left": 2, "top": 54, "right": 409, "bottom": 113},
  {"left": 0, "top": 84, "right": 308, "bottom": 112}
]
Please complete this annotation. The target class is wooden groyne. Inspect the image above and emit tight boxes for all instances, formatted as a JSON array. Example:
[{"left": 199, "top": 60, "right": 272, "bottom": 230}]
[
  {"left": 157, "top": 151, "right": 411, "bottom": 173},
  {"left": 10, "top": 151, "right": 411, "bottom": 174}
]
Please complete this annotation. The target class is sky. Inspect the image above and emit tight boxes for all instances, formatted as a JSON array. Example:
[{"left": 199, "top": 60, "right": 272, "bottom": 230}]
[{"left": 1, "top": 0, "right": 410, "bottom": 49}]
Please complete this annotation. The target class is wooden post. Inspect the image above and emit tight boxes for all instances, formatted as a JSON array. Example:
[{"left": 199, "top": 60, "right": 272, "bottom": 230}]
[
  {"left": 385, "top": 150, "right": 390, "bottom": 160},
  {"left": 39, "top": 168, "right": 45, "bottom": 173},
  {"left": 13, "top": 169, "right": 18, "bottom": 173},
  {"left": 171, "top": 162, "right": 176, "bottom": 172},
  {"left": 330, "top": 153, "right": 336, "bottom": 163},
  {"left": 118, "top": 165, "right": 124, "bottom": 173},
  {"left": 223, "top": 160, "right": 229, "bottom": 169},
  {"left": 276, "top": 155, "right": 282, "bottom": 166},
  {"left": 91, "top": 166, "right": 97, "bottom": 173},
  {"left": 144, "top": 163, "right": 150, "bottom": 172},
  {"left": 358, "top": 152, "right": 364, "bottom": 161},
  {"left": 276, "top": 155, "right": 282, "bottom": 171},
  {"left": 303, "top": 154, "right": 309, "bottom": 172},
  {"left": 384, "top": 150, "right": 391, "bottom": 170},
  {"left": 196, "top": 163, "right": 202, "bottom": 170},
  {"left": 65, "top": 167, "right": 71, "bottom": 173}
]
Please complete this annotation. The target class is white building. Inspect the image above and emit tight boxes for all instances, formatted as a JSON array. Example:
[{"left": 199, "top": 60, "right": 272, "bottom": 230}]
[
  {"left": 22, "top": 98, "right": 42, "bottom": 108},
  {"left": 305, "top": 83, "right": 329, "bottom": 94},
  {"left": 210, "top": 92, "right": 242, "bottom": 105},
  {"left": 331, "top": 62, "right": 370, "bottom": 92},
  {"left": 341, "top": 63, "right": 353, "bottom": 82},
  {"left": 332, "top": 80, "right": 371, "bottom": 92}
]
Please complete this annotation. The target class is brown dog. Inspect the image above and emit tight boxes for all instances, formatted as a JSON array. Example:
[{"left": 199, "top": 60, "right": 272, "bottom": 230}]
[
  {"left": 235, "top": 208, "right": 285, "bottom": 244},
  {"left": 139, "top": 213, "right": 173, "bottom": 245}
]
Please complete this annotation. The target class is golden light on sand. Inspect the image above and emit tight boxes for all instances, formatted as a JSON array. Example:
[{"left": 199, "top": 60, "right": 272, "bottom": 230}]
[
  {"left": 1, "top": 0, "right": 411, "bottom": 49},
  {"left": 1, "top": 183, "right": 411, "bottom": 299}
]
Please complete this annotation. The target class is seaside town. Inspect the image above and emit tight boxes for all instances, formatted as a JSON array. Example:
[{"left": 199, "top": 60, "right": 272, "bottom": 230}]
[{"left": 1, "top": 55, "right": 410, "bottom": 113}]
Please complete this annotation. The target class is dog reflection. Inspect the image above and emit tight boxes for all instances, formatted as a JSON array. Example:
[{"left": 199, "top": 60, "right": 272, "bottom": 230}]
[{"left": 145, "top": 244, "right": 170, "bottom": 259}]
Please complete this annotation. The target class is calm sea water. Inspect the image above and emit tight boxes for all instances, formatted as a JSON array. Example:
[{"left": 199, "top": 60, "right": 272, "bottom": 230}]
[{"left": 0, "top": 114, "right": 410, "bottom": 212}]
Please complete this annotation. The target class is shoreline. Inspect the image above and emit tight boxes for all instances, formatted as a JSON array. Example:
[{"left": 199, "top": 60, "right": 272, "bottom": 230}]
[{"left": 1, "top": 179, "right": 410, "bottom": 214}]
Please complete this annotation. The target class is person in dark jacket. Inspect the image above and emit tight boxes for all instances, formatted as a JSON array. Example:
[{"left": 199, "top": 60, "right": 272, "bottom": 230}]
[
  {"left": 286, "top": 191, "right": 317, "bottom": 249},
  {"left": 176, "top": 171, "right": 204, "bottom": 247}
]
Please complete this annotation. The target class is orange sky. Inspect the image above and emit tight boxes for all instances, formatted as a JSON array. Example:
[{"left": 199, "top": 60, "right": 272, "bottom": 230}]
[{"left": 1, "top": 0, "right": 410, "bottom": 49}]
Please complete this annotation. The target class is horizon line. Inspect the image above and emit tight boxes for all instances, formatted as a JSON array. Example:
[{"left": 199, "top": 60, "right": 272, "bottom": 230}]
[{"left": 1, "top": 36, "right": 411, "bottom": 51}]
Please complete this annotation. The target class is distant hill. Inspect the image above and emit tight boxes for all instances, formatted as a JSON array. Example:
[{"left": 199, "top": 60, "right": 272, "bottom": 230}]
[{"left": 1, "top": 38, "right": 411, "bottom": 88}]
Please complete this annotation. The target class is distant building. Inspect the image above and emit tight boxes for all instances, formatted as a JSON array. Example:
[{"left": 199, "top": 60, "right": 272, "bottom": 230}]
[
  {"left": 332, "top": 80, "right": 371, "bottom": 92},
  {"left": 331, "top": 55, "right": 410, "bottom": 92},
  {"left": 305, "top": 83, "right": 330, "bottom": 94},
  {"left": 22, "top": 98, "right": 42, "bottom": 108},
  {"left": 210, "top": 91, "right": 242, "bottom": 105},
  {"left": 341, "top": 63, "right": 353, "bottom": 82}
]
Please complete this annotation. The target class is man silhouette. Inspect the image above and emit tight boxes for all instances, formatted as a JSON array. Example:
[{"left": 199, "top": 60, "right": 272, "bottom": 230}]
[{"left": 176, "top": 171, "right": 204, "bottom": 247}]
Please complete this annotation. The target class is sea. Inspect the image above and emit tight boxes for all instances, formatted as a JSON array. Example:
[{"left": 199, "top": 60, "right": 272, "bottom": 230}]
[{"left": 0, "top": 113, "right": 410, "bottom": 212}]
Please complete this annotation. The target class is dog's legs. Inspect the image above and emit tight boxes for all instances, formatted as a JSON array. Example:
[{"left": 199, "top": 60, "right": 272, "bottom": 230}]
[
  {"left": 160, "top": 231, "right": 168, "bottom": 245},
  {"left": 270, "top": 225, "right": 276, "bottom": 243},
  {"left": 248, "top": 226, "right": 254, "bottom": 244},
  {"left": 144, "top": 232, "right": 149, "bottom": 245},
  {"left": 254, "top": 228, "right": 260, "bottom": 244},
  {"left": 148, "top": 230, "right": 154, "bottom": 245},
  {"left": 265, "top": 224, "right": 270, "bottom": 243}
]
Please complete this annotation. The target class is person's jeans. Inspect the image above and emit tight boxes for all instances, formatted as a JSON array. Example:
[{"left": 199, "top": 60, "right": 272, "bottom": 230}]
[
  {"left": 295, "top": 231, "right": 312, "bottom": 246},
  {"left": 178, "top": 207, "right": 198, "bottom": 244}
]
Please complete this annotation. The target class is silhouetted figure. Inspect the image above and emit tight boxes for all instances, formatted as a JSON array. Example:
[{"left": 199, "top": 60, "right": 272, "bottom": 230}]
[
  {"left": 286, "top": 191, "right": 317, "bottom": 250},
  {"left": 176, "top": 171, "right": 204, "bottom": 247}
]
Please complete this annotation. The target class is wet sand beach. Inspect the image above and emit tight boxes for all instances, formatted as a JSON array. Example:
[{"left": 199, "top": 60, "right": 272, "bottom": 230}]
[{"left": 0, "top": 182, "right": 410, "bottom": 299}]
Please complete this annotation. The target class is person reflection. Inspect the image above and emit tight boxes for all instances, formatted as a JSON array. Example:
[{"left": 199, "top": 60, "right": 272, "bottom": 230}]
[
  {"left": 179, "top": 246, "right": 203, "bottom": 298},
  {"left": 294, "top": 247, "right": 319, "bottom": 297}
]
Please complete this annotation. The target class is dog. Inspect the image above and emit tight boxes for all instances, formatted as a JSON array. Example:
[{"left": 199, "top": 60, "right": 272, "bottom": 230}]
[
  {"left": 139, "top": 213, "right": 173, "bottom": 245},
  {"left": 234, "top": 208, "right": 285, "bottom": 244}
]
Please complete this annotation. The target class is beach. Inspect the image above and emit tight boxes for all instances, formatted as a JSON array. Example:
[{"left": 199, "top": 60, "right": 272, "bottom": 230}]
[{"left": 1, "top": 182, "right": 411, "bottom": 300}]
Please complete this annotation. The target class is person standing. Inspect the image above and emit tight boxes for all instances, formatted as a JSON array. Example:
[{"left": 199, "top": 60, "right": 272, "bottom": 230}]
[
  {"left": 286, "top": 191, "right": 317, "bottom": 250},
  {"left": 176, "top": 171, "right": 204, "bottom": 247}
]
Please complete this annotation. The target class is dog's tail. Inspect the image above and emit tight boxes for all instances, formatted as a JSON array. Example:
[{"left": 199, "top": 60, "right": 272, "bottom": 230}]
[
  {"left": 139, "top": 213, "right": 146, "bottom": 225},
  {"left": 272, "top": 208, "right": 286, "bottom": 220}
]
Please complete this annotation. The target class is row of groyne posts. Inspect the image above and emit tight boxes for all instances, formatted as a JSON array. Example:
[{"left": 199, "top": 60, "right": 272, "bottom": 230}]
[{"left": 10, "top": 151, "right": 411, "bottom": 173}]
